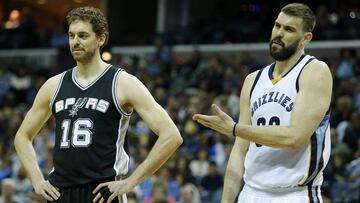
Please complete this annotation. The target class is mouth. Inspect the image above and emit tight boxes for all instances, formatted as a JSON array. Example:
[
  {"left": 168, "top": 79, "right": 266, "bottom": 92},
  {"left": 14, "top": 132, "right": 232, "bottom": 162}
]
[
  {"left": 72, "top": 47, "right": 84, "bottom": 51},
  {"left": 271, "top": 39, "right": 284, "bottom": 47},
  {"left": 271, "top": 41, "right": 284, "bottom": 49}
]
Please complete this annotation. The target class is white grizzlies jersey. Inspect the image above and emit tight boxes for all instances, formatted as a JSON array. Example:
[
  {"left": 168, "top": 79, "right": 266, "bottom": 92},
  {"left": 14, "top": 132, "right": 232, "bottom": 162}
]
[{"left": 244, "top": 54, "right": 331, "bottom": 190}]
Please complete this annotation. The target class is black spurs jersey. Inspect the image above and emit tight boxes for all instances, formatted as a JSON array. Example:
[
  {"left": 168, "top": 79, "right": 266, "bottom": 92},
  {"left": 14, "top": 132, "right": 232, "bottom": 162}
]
[{"left": 49, "top": 65, "right": 131, "bottom": 187}]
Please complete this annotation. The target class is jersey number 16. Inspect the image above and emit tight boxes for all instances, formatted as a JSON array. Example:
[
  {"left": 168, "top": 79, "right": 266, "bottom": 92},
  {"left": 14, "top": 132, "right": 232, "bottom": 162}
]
[{"left": 60, "top": 118, "right": 93, "bottom": 148}]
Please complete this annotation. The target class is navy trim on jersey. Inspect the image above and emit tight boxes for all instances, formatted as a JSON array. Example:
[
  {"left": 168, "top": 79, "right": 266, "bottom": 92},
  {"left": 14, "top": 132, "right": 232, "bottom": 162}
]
[
  {"left": 295, "top": 57, "right": 315, "bottom": 92},
  {"left": 72, "top": 64, "right": 112, "bottom": 91},
  {"left": 315, "top": 186, "right": 320, "bottom": 202},
  {"left": 50, "top": 72, "right": 66, "bottom": 109},
  {"left": 307, "top": 185, "right": 320, "bottom": 203},
  {"left": 268, "top": 54, "right": 305, "bottom": 80},
  {"left": 300, "top": 113, "right": 330, "bottom": 186},
  {"left": 307, "top": 132, "right": 318, "bottom": 186},
  {"left": 308, "top": 185, "right": 314, "bottom": 203},
  {"left": 267, "top": 63, "right": 275, "bottom": 81},
  {"left": 250, "top": 68, "right": 264, "bottom": 98},
  {"left": 112, "top": 69, "right": 132, "bottom": 116}
]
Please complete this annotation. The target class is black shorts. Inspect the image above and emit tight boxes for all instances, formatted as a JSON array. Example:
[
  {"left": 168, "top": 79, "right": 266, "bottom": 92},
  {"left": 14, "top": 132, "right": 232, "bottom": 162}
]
[{"left": 48, "top": 183, "right": 122, "bottom": 203}]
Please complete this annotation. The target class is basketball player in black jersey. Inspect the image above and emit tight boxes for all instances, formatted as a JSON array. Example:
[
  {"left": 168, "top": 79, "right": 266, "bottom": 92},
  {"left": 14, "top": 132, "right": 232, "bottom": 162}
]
[
  {"left": 193, "top": 3, "right": 332, "bottom": 203},
  {"left": 14, "top": 7, "right": 183, "bottom": 203}
]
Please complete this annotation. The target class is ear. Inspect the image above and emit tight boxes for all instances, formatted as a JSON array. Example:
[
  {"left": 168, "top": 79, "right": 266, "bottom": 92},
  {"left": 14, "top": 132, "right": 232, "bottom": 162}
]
[
  {"left": 302, "top": 32, "right": 312, "bottom": 46},
  {"left": 98, "top": 34, "right": 106, "bottom": 47}
]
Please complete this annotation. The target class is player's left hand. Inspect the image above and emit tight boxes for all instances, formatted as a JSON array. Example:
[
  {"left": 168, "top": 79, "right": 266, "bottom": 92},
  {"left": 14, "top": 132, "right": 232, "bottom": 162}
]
[
  {"left": 92, "top": 179, "right": 133, "bottom": 203},
  {"left": 193, "top": 104, "right": 236, "bottom": 137}
]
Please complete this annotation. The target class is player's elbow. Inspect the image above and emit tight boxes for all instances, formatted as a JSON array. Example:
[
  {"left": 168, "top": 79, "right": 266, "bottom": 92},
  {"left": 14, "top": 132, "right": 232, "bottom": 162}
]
[
  {"left": 14, "top": 132, "right": 26, "bottom": 152},
  {"left": 159, "top": 127, "right": 183, "bottom": 148},
  {"left": 172, "top": 131, "right": 183, "bottom": 147}
]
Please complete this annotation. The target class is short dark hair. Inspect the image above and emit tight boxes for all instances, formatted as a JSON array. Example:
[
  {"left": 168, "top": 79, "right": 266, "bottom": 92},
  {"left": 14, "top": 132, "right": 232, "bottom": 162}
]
[
  {"left": 281, "top": 3, "right": 316, "bottom": 32},
  {"left": 66, "top": 7, "right": 109, "bottom": 49}
]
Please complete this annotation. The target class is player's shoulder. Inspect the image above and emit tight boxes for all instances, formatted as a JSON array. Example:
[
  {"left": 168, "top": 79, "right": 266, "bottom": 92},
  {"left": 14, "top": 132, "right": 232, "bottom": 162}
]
[
  {"left": 302, "top": 58, "right": 332, "bottom": 78},
  {"left": 43, "top": 72, "right": 65, "bottom": 89},
  {"left": 240, "top": 69, "right": 263, "bottom": 95},
  {"left": 116, "top": 70, "right": 142, "bottom": 87},
  {"left": 307, "top": 58, "right": 329, "bottom": 70},
  {"left": 244, "top": 69, "right": 262, "bottom": 85},
  {"left": 299, "top": 58, "right": 332, "bottom": 87}
]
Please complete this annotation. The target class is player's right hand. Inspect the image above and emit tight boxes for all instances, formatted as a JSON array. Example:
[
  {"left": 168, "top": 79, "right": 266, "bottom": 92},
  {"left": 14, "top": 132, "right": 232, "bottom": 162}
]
[{"left": 33, "top": 180, "right": 60, "bottom": 201}]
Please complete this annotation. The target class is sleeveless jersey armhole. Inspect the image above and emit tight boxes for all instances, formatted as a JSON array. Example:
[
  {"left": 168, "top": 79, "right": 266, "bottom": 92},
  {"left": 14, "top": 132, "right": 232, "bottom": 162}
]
[
  {"left": 295, "top": 57, "right": 316, "bottom": 92},
  {"left": 249, "top": 68, "right": 264, "bottom": 98},
  {"left": 49, "top": 72, "right": 66, "bottom": 110},
  {"left": 112, "top": 69, "right": 132, "bottom": 117}
]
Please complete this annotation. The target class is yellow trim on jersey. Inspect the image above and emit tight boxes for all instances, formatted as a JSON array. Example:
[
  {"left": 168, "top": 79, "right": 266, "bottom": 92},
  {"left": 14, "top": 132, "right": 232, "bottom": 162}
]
[{"left": 271, "top": 77, "right": 283, "bottom": 84}]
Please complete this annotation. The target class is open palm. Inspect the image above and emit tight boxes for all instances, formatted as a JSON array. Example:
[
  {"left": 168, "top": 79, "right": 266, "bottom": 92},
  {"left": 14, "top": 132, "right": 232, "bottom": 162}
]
[{"left": 192, "top": 104, "right": 236, "bottom": 137}]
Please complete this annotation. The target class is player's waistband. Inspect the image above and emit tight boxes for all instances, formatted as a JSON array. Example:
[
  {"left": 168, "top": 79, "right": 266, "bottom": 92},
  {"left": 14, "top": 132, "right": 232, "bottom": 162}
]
[
  {"left": 51, "top": 175, "right": 127, "bottom": 189},
  {"left": 242, "top": 184, "right": 320, "bottom": 198}
]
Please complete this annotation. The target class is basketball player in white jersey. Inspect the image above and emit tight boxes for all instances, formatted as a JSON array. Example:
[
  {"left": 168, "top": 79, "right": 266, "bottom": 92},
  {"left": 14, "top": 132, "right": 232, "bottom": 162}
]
[{"left": 193, "top": 3, "right": 332, "bottom": 203}]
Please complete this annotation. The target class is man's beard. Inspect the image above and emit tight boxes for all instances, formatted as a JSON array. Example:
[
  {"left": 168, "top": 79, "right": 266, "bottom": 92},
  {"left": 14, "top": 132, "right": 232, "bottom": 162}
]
[
  {"left": 269, "top": 37, "right": 300, "bottom": 61},
  {"left": 71, "top": 48, "right": 96, "bottom": 63}
]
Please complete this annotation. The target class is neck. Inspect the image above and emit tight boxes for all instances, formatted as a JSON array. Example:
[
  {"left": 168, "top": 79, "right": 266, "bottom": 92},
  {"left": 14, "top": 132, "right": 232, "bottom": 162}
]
[
  {"left": 75, "top": 52, "right": 108, "bottom": 78},
  {"left": 273, "top": 48, "right": 304, "bottom": 78}
]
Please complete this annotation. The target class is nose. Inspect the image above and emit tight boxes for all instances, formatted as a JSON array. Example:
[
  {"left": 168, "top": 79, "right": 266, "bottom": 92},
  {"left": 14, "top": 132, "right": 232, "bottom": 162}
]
[
  {"left": 276, "top": 28, "right": 285, "bottom": 38},
  {"left": 73, "top": 35, "right": 80, "bottom": 44}
]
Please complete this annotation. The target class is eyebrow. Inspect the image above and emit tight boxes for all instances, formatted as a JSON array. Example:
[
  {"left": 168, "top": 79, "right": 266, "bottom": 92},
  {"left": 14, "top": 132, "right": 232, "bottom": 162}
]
[
  {"left": 274, "top": 21, "right": 297, "bottom": 31},
  {"left": 68, "top": 31, "right": 90, "bottom": 35}
]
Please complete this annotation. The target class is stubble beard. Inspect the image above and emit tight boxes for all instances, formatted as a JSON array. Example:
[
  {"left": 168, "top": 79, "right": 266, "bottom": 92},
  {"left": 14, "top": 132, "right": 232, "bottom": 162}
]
[{"left": 71, "top": 49, "right": 96, "bottom": 63}]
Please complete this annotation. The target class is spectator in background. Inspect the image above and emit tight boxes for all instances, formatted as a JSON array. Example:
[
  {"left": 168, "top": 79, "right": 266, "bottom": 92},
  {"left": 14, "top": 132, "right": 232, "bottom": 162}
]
[
  {"left": 189, "top": 149, "right": 209, "bottom": 183},
  {"left": 199, "top": 161, "right": 223, "bottom": 203},
  {"left": 0, "top": 67, "right": 13, "bottom": 107},
  {"left": 157, "top": 167, "right": 180, "bottom": 201},
  {"left": 49, "top": 24, "right": 68, "bottom": 48},
  {"left": 179, "top": 183, "right": 201, "bottom": 203},
  {"left": 0, "top": 178, "right": 22, "bottom": 203},
  {"left": 143, "top": 180, "right": 176, "bottom": 203},
  {"left": 355, "top": 79, "right": 360, "bottom": 112},
  {"left": 9, "top": 66, "right": 31, "bottom": 104},
  {"left": 13, "top": 167, "right": 33, "bottom": 203},
  {"left": 337, "top": 49, "right": 357, "bottom": 80},
  {"left": 332, "top": 95, "right": 352, "bottom": 129},
  {"left": 342, "top": 112, "right": 360, "bottom": 154},
  {"left": 175, "top": 156, "right": 194, "bottom": 186}
]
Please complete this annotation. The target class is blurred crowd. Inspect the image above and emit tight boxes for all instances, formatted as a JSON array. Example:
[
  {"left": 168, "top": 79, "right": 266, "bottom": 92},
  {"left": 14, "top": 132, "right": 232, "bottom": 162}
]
[
  {"left": 0, "top": 42, "right": 359, "bottom": 203},
  {"left": 1, "top": 3, "right": 360, "bottom": 48}
]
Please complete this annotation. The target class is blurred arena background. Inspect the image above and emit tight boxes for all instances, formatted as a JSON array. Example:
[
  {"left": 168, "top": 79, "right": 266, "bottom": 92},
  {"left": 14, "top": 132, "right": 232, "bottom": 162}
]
[{"left": 0, "top": 0, "right": 359, "bottom": 202}]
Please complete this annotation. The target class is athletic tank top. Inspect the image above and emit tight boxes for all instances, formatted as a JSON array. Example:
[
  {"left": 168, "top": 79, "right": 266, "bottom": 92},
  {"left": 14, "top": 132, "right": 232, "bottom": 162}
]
[
  {"left": 49, "top": 65, "right": 131, "bottom": 187},
  {"left": 244, "top": 54, "right": 331, "bottom": 190}
]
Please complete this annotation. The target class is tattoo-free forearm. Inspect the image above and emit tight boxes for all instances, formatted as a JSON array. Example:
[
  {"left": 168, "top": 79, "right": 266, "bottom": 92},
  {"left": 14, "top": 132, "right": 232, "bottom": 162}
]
[
  {"left": 235, "top": 125, "right": 304, "bottom": 148},
  {"left": 14, "top": 135, "right": 45, "bottom": 185},
  {"left": 128, "top": 131, "right": 182, "bottom": 186}
]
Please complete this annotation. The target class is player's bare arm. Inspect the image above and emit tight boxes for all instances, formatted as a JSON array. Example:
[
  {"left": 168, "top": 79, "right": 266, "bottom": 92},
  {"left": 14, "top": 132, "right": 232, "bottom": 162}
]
[
  {"left": 221, "top": 71, "right": 255, "bottom": 203},
  {"left": 193, "top": 60, "right": 332, "bottom": 149},
  {"left": 14, "top": 74, "right": 62, "bottom": 201},
  {"left": 93, "top": 71, "right": 183, "bottom": 203}
]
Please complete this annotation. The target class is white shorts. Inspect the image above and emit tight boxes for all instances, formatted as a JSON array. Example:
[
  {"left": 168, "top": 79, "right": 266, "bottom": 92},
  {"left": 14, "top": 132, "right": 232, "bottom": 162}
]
[{"left": 238, "top": 184, "right": 323, "bottom": 203}]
